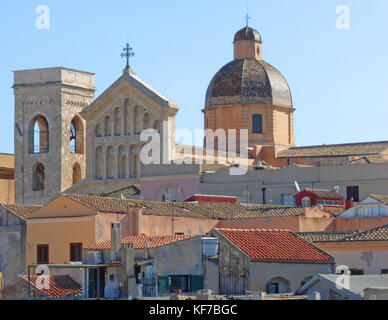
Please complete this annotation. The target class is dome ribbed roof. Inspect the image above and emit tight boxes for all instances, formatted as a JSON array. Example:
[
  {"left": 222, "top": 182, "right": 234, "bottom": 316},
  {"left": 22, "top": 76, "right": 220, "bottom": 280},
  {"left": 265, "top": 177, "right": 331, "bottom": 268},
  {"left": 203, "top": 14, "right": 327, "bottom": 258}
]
[
  {"left": 234, "top": 27, "right": 262, "bottom": 43},
  {"left": 205, "top": 59, "right": 292, "bottom": 108}
]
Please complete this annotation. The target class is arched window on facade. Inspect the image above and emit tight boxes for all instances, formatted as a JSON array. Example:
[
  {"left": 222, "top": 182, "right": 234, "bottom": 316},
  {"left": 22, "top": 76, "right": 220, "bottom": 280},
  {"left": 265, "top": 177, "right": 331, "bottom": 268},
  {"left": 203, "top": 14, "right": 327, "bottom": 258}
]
[
  {"left": 134, "top": 106, "right": 142, "bottom": 135},
  {"left": 143, "top": 113, "right": 151, "bottom": 130},
  {"left": 130, "top": 145, "right": 138, "bottom": 177},
  {"left": 266, "top": 277, "right": 291, "bottom": 294},
  {"left": 118, "top": 145, "right": 128, "bottom": 178},
  {"left": 104, "top": 115, "right": 112, "bottom": 137},
  {"left": 95, "top": 123, "right": 102, "bottom": 137},
  {"left": 106, "top": 146, "right": 115, "bottom": 179},
  {"left": 72, "top": 163, "right": 81, "bottom": 185},
  {"left": 69, "top": 116, "right": 85, "bottom": 154},
  {"left": 33, "top": 162, "right": 45, "bottom": 191},
  {"left": 95, "top": 146, "right": 104, "bottom": 179},
  {"left": 252, "top": 114, "right": 263, "bottom": 134},
  {"left": 30, "top": 115, "right": 49, "bottom": 154},
  {"left": 114, "top": 107, "right": 122, "bottom": 136},
  {"left": 153, "top": 120, "right": 160, "bottom": 132},
  {"left": 123, "top": 99, "right": 130, "bottom": 135}
]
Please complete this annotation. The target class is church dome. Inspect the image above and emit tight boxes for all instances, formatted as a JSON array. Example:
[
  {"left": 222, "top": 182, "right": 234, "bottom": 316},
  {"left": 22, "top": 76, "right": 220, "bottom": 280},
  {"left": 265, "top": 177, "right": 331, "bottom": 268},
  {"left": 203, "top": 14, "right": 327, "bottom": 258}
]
[
  {"left": 205, "top": 58, "right": 293, "bottom": 108},
  {"left": 234, "top": 27, "right": 262, "bottom": 43}
]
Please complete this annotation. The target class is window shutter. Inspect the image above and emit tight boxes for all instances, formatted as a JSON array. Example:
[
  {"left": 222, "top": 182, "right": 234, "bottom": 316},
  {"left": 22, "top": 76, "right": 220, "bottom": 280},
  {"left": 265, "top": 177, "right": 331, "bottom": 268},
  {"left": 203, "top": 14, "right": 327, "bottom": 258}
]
[
  {"left": 158, "top": 276, "right": 170, "bottom": 293},
  {"left": 190, "top": 275, "right": 203, "bottom": 292}
]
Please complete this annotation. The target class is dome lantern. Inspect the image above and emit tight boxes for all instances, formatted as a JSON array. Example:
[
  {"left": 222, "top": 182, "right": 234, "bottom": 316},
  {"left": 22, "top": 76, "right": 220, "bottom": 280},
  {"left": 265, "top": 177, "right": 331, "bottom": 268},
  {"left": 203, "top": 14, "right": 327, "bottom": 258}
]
[{"left": 234, "top": 26, "right": 262, "bottom": 60}]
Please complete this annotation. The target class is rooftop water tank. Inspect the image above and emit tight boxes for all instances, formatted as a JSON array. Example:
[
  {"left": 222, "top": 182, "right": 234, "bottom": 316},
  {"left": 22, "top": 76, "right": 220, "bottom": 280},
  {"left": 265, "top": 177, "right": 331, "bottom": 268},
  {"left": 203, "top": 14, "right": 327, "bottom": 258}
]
[{"left": 202, "top": 237, "right": 219, "bottom": 257}]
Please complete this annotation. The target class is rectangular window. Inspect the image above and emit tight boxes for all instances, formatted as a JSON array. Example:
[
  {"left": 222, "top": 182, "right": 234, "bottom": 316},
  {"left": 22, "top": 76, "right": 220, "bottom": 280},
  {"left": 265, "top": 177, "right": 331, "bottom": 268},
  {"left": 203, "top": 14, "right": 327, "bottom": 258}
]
[
  {"left": 282, "top": 194, "right": 295, "bottom": 206},
  {"left": 158, "top": 276, "right": 170, "bottom": 293},
  {"left": 346, "top": 186, "right": 360, "bottom": 202},
  {"left": 70, "top": 243, "right": 82, "bottom": 262},
  {"left": 252, "top": 114, "right": 263, "bottom": 134},
  {"left": 159, "top": 275, "right": 202, "bottom": 293},
  {"left": 381, "top": 269, "right": 388, "bottom": 274},
  {"left": 37, "top": 244, "right": 49, "bottom": 264}
]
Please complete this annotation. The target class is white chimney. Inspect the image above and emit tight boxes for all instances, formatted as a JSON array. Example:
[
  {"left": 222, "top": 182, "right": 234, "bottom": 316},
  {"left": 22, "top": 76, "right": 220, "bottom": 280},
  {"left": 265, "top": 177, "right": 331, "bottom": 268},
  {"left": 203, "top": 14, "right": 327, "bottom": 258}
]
[{"left": 111, "top": 222, "right": 122, "bottom": 261}]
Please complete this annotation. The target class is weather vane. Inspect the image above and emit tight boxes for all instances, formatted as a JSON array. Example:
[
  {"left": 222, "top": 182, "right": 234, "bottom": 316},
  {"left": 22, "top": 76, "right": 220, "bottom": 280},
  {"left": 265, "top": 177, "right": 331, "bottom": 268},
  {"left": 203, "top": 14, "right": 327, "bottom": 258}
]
[{"left": 121, "top": 43, "right": 135, "bottom": 69}]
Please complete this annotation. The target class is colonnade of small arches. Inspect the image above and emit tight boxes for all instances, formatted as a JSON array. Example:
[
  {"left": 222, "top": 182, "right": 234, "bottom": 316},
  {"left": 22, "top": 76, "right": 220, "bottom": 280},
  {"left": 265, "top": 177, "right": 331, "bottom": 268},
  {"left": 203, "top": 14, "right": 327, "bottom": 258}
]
[
  {"left": 94, "top": 99, "right": 161, "bottom": 139},
  {"left": 94, "top": 144, "right": 141, "bottom": 180}
]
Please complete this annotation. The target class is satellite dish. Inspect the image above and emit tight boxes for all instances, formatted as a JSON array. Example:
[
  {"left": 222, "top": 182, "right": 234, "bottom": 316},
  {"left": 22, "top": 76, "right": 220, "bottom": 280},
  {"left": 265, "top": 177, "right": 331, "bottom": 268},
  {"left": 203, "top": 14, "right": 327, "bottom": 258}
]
[{"left": 294, "top": 181, "right": 301, "bottom": 193}]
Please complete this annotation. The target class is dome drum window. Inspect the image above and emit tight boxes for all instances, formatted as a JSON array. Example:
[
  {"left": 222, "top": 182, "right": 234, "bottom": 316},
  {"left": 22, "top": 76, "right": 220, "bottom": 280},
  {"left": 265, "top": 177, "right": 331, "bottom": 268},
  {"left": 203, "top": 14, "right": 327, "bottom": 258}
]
[{"left": 252, "top": 114, "right": 263, "bottom": 134}]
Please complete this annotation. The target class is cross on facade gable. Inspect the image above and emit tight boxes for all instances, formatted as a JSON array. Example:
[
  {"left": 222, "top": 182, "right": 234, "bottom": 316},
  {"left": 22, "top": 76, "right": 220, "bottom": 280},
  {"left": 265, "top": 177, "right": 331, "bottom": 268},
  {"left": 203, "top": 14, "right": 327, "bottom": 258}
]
[{"left": 121, "top": 43, "right": 135, "bottom": 69}]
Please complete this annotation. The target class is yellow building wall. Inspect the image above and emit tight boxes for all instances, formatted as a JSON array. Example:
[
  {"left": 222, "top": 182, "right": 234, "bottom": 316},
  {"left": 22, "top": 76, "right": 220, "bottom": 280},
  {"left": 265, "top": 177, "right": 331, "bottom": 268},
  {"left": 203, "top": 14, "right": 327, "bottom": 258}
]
[
  {"left": 0, "top": 153, "right": 14, "bottom": 204},
  {"left": 26, "top": 217, "right": 96, "bottom": 265}
]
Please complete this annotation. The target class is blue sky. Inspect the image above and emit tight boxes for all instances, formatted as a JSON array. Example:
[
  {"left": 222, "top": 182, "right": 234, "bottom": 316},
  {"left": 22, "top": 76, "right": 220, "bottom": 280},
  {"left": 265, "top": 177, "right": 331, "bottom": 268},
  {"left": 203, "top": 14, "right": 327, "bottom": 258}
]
[{"left": 0, "top": 0, "right": 387, "bottom": 153}]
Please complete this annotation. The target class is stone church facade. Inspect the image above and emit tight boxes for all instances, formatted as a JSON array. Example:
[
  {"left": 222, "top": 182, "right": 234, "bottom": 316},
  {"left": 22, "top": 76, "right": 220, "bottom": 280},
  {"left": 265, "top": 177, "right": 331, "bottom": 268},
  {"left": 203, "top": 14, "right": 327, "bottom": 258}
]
[
  {"left": 13, "top": 66, "right": 178, "bottom": 205},
  {"left": 12, "top": 26, "right": 388, "bottom": 205}
]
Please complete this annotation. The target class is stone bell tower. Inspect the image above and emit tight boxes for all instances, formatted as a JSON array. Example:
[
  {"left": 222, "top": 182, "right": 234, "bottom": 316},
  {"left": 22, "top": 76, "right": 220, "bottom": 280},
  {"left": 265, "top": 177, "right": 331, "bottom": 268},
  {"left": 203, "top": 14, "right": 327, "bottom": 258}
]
[{"left": 13, "top": 67, "right": 95, "bottom": 204}]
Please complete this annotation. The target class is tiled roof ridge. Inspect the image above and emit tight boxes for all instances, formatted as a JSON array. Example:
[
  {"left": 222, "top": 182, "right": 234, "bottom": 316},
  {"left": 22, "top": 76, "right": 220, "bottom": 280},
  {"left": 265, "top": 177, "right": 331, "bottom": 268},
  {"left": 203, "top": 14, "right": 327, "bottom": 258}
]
[
  {"left": 65, "top": 193, "right": 136, "bottom": 203},
  {"left": 2, "top": 203, "right": 43, "bottom": 219},
  {"left": 215, "top": 227, "right": 291, "bottom": 232},
  {"left": 85, "top": 234, "right": 193, "bottom": 251},
  {"left": 286, "top": 140, "right": 388, "bottom": 150},
  {"left": 297, "top": 230, "right": 360, "bottom": 243},
  {"left": 298, "top": 230, "right": 359, "bottom": 235},
  {"left": 63, "top": 193, "right": 143, "bottom": 212}
]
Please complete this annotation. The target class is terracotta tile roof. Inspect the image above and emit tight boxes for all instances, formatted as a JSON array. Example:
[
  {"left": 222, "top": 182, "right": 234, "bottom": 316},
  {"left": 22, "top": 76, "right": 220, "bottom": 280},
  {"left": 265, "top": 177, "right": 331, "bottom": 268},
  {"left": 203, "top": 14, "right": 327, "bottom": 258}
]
[
  {"left": 21, "top": 275, "right": 82, "bottom": 297},
  {"left": 216, "top": 228, "right": 334, "bottom": 263},
  {"left": 304, "top": 189, "right": 344, "bottom": 200},
  {"left": 322, "top": 206, "right": 346, "bottom": 217},
  {"left": 277, "top": 141, "right": 388, "bottom": 158},
  {"left": 63, "top": 194, "right": 142, "bottom": 214},
  {"left": 340, "top": 224, "right": 388, "bottom": 242},
  {"left": 101, "top": 184, "right": 141, "bottom": 198},
  {"left": 2, "top": 204, "right": 43, "bottom": 219},
  {"left": 370, "top": 194, "right": 388, "bottom": 205},
  {"left": 135, "top": 200, "right": 306, "bottom": 220},
  {"left": 61, "top": 194, "right": 307, "bottom": 220},
  {"left": 297, "top": 230, "right": 359, "bottom": 243},
  {"left": 85, "top": 234, "right": 193, "bottom": 251}
]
